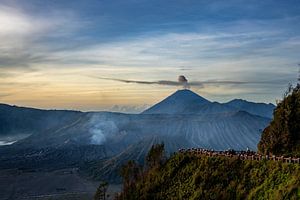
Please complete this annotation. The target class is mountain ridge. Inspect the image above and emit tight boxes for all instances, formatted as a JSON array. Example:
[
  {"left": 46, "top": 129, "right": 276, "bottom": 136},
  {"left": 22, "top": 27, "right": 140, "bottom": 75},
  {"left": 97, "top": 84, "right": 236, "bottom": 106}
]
[
  {"left": 224, "top": 99, "right": 275, "bottom": 118},
  {"left": 142, "top": 89, "right": 275, "bottom": 118}
]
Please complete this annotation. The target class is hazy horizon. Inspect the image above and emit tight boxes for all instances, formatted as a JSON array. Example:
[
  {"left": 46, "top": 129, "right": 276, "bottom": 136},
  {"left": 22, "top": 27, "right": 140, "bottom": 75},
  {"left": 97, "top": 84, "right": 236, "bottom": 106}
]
[
  {"left": 1, "top": 88, "right": 277, "bottom": 113},
  {"left": 1, "top": 0, "right": 299, "bottom": 111}
]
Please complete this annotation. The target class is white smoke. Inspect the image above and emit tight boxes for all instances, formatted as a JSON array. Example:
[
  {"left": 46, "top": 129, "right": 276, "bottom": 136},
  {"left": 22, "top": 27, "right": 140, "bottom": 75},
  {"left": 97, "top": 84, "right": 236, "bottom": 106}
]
[
  {"left": 90, "top": 129, "right": 106, "bottom": 145},
  {"left": 88, "top": 114, "right": 118, "bottom": 145}
]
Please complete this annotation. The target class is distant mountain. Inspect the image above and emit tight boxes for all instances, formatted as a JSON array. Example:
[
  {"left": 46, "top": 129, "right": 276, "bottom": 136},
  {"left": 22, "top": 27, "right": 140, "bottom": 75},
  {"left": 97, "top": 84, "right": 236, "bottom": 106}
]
[
  {"left": 195, "top": 102, "right": 237, "bottom": 115},
  {"left": 224, "top": 99, "right": 275, "bottom": 118},
  {"left": 142, "top": 89, "right": 210, "bottom": 114},
  {"left": 142, "top": 90, "right": 275, "bottom": 118},
  {"left": 0, "top": 103, "right": 82, "bottom": 142}
]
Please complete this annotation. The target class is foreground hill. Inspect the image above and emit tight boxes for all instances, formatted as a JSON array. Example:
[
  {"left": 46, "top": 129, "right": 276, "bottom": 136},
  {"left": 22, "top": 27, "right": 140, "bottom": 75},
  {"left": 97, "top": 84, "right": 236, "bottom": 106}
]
[
  {"left": 117, "top": 153, "right": 300, "bottom": 200},
  {"left": 258, "top": 85, "right": 300, "bottom": 156}
]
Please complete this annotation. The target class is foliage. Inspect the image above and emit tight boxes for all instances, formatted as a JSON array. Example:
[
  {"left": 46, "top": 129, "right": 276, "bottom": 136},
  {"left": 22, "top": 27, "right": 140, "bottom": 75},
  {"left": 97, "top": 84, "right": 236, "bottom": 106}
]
[
  {"left": 258, "top": 84, "right": 300, "bottom": 156},
  {"left": 116, "top": 153, "right": 300, "bottom": 200},
  {"left": 120, "top": 160, "right": 141, "bottom": 187},
  {"left": 116, "top": 160, "right": 142, "bottom": 199},
  {"left": 94, "top": 181, "right": 109, "bottom": 200},
  {"left": 146, "top": 143, "right": 165, "bottom": 168}
]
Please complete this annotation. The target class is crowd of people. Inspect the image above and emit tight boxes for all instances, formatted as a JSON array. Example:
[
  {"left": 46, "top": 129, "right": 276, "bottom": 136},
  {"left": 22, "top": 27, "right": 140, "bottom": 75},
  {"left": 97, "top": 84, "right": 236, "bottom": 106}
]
[{"left": 179, "top": 148, "right": 300, "bottom": 164}]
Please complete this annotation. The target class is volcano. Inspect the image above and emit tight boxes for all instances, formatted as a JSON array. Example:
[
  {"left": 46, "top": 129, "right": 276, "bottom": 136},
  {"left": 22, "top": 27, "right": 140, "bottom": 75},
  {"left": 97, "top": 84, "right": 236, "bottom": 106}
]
[
  {"left": 142, "top": 89, "right": 275, "bottom": 118},
  {"left": 142, "top": 89, "right": 211, "bottom": 114}
]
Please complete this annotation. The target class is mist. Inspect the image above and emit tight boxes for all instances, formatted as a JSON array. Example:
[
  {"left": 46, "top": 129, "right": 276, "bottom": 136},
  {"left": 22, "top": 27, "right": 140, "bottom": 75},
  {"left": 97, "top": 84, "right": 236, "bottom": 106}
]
[{"left": 88, "top": 114, "right": 118, "bottom": 145}]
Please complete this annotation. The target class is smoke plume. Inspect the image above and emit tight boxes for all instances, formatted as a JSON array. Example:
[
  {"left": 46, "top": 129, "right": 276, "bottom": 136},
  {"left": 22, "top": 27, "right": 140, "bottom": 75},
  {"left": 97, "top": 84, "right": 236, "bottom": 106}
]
[
  {"left": 93, "top": 76, "right": 251, "bottom": 89},
  {"left": 89, "top": 114, "right": 118, "bottom": 145},
  {"left": 178, "top": 75, "right": 190, "bottom": 89},
  {"left": 94, "top": 75, "right": 194, "bottom": 89}
]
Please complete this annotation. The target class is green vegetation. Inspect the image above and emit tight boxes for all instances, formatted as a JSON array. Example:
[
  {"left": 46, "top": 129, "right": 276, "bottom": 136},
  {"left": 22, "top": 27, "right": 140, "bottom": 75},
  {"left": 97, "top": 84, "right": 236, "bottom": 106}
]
[
  {"left": 120, "top": 160, "right": 142, "bottom": 197},
  {"left": 145, "top": 143, "right": 165, "bottom": 168},
  {"left": 94, "top": 181, "right": 109, "bottom": 200},
  {"left": 116, "top": 153, "right": 300, "bottom": 200},
  {"left": 258, "top": 84, "right": 300, "bottom": 156}
]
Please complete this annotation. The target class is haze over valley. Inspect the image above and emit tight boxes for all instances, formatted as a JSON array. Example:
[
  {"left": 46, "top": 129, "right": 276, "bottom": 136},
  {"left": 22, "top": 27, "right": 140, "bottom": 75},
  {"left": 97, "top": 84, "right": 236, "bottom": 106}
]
[{"left": 0, "top": 89, "right": 274, "bottom": 185}]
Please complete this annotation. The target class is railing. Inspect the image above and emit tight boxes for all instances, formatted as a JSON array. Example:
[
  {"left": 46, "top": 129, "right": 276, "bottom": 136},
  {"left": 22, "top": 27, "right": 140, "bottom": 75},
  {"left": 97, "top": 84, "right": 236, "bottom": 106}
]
[{"left": 178, "top": 148, "right": 300, "bottom": 164}]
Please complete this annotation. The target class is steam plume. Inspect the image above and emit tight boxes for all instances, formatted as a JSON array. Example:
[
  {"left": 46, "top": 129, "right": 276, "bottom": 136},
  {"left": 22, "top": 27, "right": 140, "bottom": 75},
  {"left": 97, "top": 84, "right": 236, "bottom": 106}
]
[
  {"left": 178, "top": 75, "right": 190, "bottom": 89},
  {"left": 89, "top": 114, "right": 118, "bottom": 145}
]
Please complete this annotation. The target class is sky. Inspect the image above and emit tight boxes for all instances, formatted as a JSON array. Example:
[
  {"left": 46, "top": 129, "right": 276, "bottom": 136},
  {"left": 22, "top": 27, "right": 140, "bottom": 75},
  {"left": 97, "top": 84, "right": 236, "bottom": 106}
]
[{"left": 0, "top": 0, "right": 300, "bottom": 112}]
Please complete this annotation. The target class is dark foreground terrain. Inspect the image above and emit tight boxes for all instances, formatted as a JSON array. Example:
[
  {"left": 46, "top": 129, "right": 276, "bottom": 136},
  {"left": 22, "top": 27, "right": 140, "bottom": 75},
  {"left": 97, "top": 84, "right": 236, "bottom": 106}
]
[{"left": 0, "top": 168, "right": 120, "bottom": 200}]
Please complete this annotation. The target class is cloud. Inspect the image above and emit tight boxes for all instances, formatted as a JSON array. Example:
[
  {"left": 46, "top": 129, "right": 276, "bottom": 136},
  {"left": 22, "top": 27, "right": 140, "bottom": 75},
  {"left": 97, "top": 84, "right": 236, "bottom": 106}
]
[
  {"left": 0, "top": 3, "right": 299, "bottom": 73},
  {"left": 41, "top": 24, "right": 299, "bottom": 73},
  {"left": 108, "top": 104, "right": 150, "bottom": 113},
  {"left": 0, "top": 5, "right": 37, "bottom": 36},
  {"left": 0, "top": 93, "right": 12, "bottom": 98},
  {"left": 0, "top": 5, "right": 85, "bottom": 69}
]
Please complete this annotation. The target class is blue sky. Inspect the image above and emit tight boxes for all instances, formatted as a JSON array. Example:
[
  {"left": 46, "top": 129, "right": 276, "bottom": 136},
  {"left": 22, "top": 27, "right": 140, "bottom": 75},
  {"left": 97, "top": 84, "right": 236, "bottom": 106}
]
[{"left": 0, "top": 0, "right": 300, "bottom": 111}]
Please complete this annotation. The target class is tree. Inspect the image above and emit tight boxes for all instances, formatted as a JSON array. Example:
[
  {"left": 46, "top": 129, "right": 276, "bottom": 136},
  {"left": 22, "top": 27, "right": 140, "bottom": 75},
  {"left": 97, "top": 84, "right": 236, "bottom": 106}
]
[
  {"left": 119, "top": 160, "right": 141, "bottom": 198},
  {"left": 94, "top": 181, "right": 108, "bottom": 200},
  {"left": 146, "top": 143, "right": 165, "bottom": 168},
  {"left": 258, "top": 84, "right": 300, "bottom": 156}
]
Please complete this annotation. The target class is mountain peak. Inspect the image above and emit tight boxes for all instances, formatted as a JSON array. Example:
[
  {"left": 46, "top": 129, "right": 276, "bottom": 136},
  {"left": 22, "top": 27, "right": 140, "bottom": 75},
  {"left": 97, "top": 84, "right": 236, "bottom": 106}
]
[
  {"left": 142, "top": 89, "right": 210, "bottom": 114},
  {"left": 171, "top": 89, "right": 204, "bottom": 97},
  {"left": 224, "top": 99, "right": 275, "bottom": 118}
]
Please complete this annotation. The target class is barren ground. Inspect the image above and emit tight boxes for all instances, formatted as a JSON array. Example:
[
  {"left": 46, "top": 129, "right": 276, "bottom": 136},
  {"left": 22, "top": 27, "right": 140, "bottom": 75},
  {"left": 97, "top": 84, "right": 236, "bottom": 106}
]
[{"left": 0, "top": 169, "right": 121, "bottom": 200}]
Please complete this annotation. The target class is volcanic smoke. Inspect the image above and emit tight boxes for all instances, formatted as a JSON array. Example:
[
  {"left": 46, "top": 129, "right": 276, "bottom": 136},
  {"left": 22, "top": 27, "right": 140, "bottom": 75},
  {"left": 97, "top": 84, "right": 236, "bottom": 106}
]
[{"left": 178, "top": 75, "right": 190, "bottom": 89}]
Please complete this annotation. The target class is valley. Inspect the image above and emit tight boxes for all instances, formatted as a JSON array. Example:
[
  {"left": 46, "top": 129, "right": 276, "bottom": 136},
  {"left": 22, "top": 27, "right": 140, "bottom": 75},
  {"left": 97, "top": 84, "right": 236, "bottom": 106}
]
[{"left": 0, "top": 89, "right": 276, "bottom": 198}]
